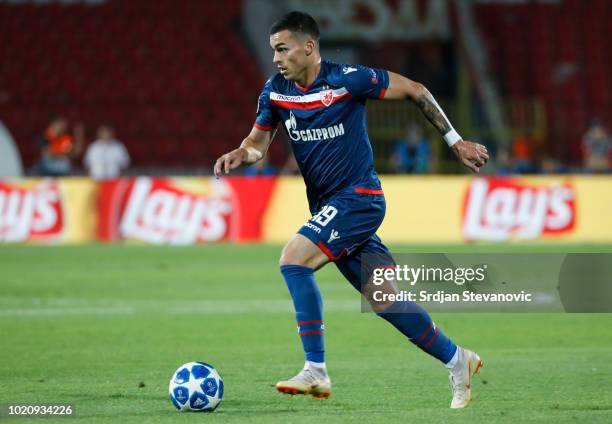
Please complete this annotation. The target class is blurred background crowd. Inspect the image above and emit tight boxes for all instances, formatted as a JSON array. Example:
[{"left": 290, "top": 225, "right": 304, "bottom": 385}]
[{"left": 0, "top": 0, "right": 610, "bottom": 178}]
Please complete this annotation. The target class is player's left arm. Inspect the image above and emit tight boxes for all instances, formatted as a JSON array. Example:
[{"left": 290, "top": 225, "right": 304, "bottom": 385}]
[{"left": 383, "top": 71, "right": 489, "bottom": 173}]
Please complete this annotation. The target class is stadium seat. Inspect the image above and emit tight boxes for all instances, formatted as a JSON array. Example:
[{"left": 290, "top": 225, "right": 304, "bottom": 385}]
[
  {"left": 0, "top": 0, "right": 262, "bottom": 169},
  {"left": 475, "top": 1, "right": 611, "bottom": 164}
]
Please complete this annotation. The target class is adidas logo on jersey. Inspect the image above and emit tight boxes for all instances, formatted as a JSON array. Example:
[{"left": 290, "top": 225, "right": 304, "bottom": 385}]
[{"left": 284, "top": 111, "right": 345, "bottom": 142}]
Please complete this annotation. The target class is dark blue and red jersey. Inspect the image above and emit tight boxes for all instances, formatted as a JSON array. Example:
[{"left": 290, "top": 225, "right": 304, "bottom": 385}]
[{"left": 254, "top": 60, "right": 389, "bottom": 210}]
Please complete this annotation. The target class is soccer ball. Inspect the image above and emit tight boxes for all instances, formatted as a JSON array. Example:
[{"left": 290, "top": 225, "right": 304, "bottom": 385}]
[{"left": 168, "top": 362, "right": 224, "bottom": 412}]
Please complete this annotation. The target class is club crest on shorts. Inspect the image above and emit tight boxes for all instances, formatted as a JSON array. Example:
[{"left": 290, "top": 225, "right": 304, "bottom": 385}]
[{"left": 320, "top": 89, "right": 333, "bottom": 107}]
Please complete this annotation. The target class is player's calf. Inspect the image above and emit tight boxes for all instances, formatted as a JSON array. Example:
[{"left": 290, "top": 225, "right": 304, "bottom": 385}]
[{"left": 361, "top": 273, "right": 401, "bottom": 313}]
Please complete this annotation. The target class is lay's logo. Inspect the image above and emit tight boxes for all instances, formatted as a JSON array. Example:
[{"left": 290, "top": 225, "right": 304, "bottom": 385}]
[
  {"left": 118, "top": 178, "right": 232, "bottom": 245},
  {"left": 98, "top": 176, "right": 278, "bottom": 244},
  {"left": 0, "top": 180, "right": 64, "bottom": 242},
  {"left": 462, "top": 178, "right": 576, "bottom": 241}
]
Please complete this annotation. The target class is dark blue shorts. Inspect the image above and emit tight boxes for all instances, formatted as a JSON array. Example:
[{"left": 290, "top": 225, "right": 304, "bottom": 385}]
[{"left": 297, "top": 186, "right": 386, "bottom": 261}]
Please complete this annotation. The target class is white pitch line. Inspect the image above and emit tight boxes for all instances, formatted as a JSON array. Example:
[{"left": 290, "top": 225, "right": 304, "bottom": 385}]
[
  {"left": 0, "top": 307, "right": 134, "bottom": 317},
  {"left": 0, "top": 298, "right": 360, "bottom": 317}
]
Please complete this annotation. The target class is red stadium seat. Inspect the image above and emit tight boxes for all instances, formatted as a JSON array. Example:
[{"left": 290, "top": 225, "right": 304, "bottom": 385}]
[
  {"left": 0, "top": 0, "right": 257, "bottom": 169},
  {"left": 475, "top": 1, "right": 611, "bottom": 161}
]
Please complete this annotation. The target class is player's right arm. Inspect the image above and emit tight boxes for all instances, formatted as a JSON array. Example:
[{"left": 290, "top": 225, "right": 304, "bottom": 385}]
[{"left": 213, "top": 127, "right": 276, "bottom": 177}]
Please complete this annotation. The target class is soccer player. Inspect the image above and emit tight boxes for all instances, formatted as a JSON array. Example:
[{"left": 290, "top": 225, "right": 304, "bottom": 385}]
[{"left": 214, "top": 11, "right": 488, "bottom": 408}]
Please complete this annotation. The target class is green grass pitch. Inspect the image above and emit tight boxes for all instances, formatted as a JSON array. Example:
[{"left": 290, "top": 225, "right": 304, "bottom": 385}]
[{"left": 1, "top": 244, "right": 612, "bottom": 423}]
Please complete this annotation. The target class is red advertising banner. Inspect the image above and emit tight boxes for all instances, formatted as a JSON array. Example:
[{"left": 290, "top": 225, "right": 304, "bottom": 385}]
[{"left": 97, "top": 177, "right": 276, "bottom": 244}]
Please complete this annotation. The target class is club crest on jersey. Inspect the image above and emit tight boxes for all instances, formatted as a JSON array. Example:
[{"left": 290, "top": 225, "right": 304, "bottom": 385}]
[{"left": 320, "top": 89, "right": 334, "bottom": 107}]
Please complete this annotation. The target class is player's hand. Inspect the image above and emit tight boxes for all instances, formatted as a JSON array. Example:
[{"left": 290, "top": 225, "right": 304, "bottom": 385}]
[
  {"left": 214, "top": 148, "right": 247, "bottom": 178},
  {"left": 451, "top": 140, "right": 489, "bottom": 173}
]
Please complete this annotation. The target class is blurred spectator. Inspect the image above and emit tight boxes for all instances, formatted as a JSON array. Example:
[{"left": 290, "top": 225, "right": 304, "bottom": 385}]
[
  {"left": 511, "top": 134, "right": 538, "bottom": 174},
  {"left": 582, "top": 120, "right": 611, "bottom": 173},
  {"left": 541, "top": 156, "right": 569, "bottom": 174},
  {"left": 83, "top": 125, "right": 130, "bottom": 180},
  {"left": 389, "top": 124, "right": 431, "bottom": 174},
  {"left": 36, "top": 117, "right": 84, "bottom": 176},
  {"left": 495, "top": 150, "right": 513, "bottom": 175},
  {"left": 243, "top": 155, "right": 277, "bottom": 176}
]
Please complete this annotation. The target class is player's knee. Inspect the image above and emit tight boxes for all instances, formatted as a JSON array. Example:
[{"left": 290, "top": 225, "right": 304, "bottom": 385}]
[
  {"left": 279, "top": 236, "right": 328, "bottom": 269},
  {"left": 279, "top": 252, "right": 299, "bottom": 267},
  {"left": 279, "top": 244, "right": 307, "bottom": 267}
]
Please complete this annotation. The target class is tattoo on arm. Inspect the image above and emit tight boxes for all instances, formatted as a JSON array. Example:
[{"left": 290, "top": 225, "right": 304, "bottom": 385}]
[{"left": 415, "top": 89, "right": 452, "bottom": 135}]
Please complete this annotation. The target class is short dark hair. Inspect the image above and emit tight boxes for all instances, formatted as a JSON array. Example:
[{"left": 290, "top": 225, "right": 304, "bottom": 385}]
[{"left": 269, "top": 11, "right": 320, "bottom": 40}]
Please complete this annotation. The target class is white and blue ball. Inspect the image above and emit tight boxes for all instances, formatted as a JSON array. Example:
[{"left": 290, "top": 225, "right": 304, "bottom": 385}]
[{"left": 169, "top": 362, "right": 223, "bottom": 412}]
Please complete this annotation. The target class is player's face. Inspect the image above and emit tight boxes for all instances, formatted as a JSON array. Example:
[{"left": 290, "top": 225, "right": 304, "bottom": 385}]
[{"left": 270, "top": 30, "right": 312, "bottom": 81}]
